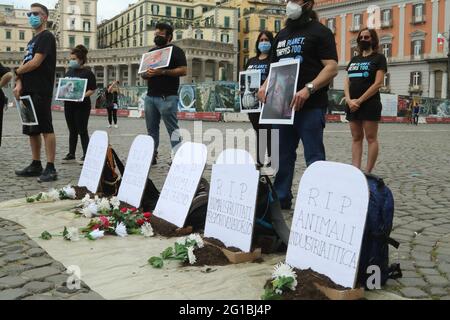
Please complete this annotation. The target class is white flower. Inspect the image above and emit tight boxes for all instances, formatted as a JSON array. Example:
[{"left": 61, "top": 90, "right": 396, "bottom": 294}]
[
  {"left": 81, "top": 207, "right": 92, "bottom": 218},
  {"left": 272, "top": 262, "right": 298, "bottom": 291},
  {"left": 62, "top": 185, "right": 77, "bottom": 199},
  {"left": 81, "top": 194, "right": 91, "bottom": 207},
  {"left": 87, "top": 203, "right": 98, "bottom": 216},
  {"left": 275, "top": 289, "right": 283, "bottom": 295},
  {"left": 115, "top": 222, "right": 128, "bottom": 237},
  {"left": 66, "top": 227, "right": 80, "bottom": 241},
  {"left": 47, "top": 189, "right": 60, "bottom": 201},
  {"left": 176, "top": 236, "right": 187, "bottom": 246},
  {"left": 140, "top": 222, "right": 154, "bottom": 237},
  {"left": 188, "top": 233, "right": 204, "bottom": 248},
  {"left": 187, "top": 246, "right": 197, "bottom": 265},
  {"left": 97, "top": 198, "right": 111, "bottom": 212},
  {"left": 94, "top": 195, "right": 99, "bottom": 203},
  {"left": 109, "top": 197, "right": 121, "bottom": 210},
  {"left": 89, "top": 229, "right": 104, "bottom": 240}
]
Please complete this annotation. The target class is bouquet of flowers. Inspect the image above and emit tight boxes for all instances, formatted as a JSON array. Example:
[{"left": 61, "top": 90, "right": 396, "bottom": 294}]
[
  {"left": 26, "top": 185, "right": 77, "bottom": 203},
  {"left": 148, "top": 234, "right": 204, "bottom": 268},
  {"left": 261, "top": 262, "right": 298, "bottom": 300}
]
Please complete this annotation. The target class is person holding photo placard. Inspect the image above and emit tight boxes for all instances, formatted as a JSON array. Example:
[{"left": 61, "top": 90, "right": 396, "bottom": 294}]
[
  {"left": 0, "top": 63, "right": 13, "bottom": 147},
  {"left": 12, "top": 3, "right": 58, "bottom": 182},
  {"left": 106, "top": 81, "right": 120, "bottom": 128},
  {"left": 142, "top": 23, "right": 187, "bottom": 165},
  {"left": 244, "top": 31, "right": 274, "bottom": 168},
  {"left": 258, "top": 0, "right": 338, "bottom": 210},
  {"left": 62, "top": 45, "right": 97, "bottom": 164}
]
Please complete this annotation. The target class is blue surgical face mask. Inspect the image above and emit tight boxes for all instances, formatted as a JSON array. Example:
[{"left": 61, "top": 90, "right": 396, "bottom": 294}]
[
  {"left": 28, "top": 15, "right": 42, "bottom": 29},
  {"left": 69, "top": 60, "right": 80, "bottom": 69},
  {"left": 258, "top": 42, "right": 272, "bottom": 54}
]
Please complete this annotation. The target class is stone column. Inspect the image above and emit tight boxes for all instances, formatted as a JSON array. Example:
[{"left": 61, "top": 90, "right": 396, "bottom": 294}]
[
  {"left": 199, "top": 59, "right": 206, "bottom": 82},
  {"left": 103, "top": 65, "right": 109, "bottom": 88},
  {"left": 340, "top": 14, "right": 346, "bottom": 64},
  {"left": 185, "top": 57, "right": 194, "bottom": 83},
  {"left": 214, "top": 61, "right": 220, "bottom": 81},
  {"left": 128, "top": 64, "right": 135, "bottom": 87},
  {"left": 115, "top": 65, "right": 121, "bottom": 83},
  {"left": 442, "top": 72, "right": 448, "bottom": 99},
  {"left": 429, "top": 71, "right": 436, "bottom": 98},
  {"left": 398, "top": 4, "right": 406, "bottom": 58},
  {"left": 431, "top": 0, "right": 439, "bottom": 57}
]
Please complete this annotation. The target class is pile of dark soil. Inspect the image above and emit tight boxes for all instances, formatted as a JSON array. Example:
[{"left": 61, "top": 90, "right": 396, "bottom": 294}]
[
  {"left": 149, "top": 215, "right": 192, "bottom": 237},
  {"left": 204, "top": 237, "right": 241, "bottom": 252},
  {"left": 265, "top": 268, "right": 349, "bottom": 300},
  {"left": 181, "top": 244, "right": 229, "bottom": 267},
  {"left": 73, "top": 186, "right": 92, "bottom": 200}
]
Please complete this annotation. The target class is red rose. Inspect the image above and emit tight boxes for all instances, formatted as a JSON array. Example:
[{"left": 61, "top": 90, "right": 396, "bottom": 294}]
[
  {"left": 99, "top": 216, "right": 110, "bottom": 228},
  {"left": 143, "top": 212, "right": 152, "bottom": 219},
  {"left": 91, "top": 224, "right": 101, "bottom": 230},
  {"left": 120, "top": 208, "right": 128, "bottom": 213},
  {"left": 137, "top": 219, "right": 145, "bottom": 226},
  {"left": 130, "top": 207, "right": 137, "bottom": 212}
]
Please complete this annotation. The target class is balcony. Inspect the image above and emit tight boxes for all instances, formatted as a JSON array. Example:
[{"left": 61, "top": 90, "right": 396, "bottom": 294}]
[
  {"left": 380, "top": 86, "right": 391, "bottom": 93},
  {"left": 412, "top": 15, "right": 426, "bottom": 25},
  {"left": 381, "top": 20, "right": 393, "bottom": 29},
  {"left": 350, "top": 24, "right": 362, "bottom": 32},
  {"left": 409, "top": 84, "right": 422, "bottom": 93}
]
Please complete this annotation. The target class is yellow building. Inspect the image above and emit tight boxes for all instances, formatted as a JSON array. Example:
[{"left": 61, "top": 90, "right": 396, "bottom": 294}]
[
  {"left": 0, "top": 5, "right": 37, "bottom": 53},
  {"left": 224, "top": 0, "right": 285, "bottom": 70}
]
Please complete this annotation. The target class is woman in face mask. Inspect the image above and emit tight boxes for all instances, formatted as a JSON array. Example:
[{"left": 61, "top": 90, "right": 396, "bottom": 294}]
[
  {"left": 62, "top": 45, "right": 97, "bottom": 164},
  {"left": 344, "top": 28, "right": 387, "bottom": 173},
  {"left": 244, "top": 31, "right": 274, "bottom": 168}
]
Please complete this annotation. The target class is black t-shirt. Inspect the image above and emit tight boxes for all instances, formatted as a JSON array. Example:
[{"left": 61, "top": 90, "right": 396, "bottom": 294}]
[
  {"left": 270, "top": 20, "right": 338, "bottom": 110},
  {"left": 22, "top": 30, "right": 56, "bottom": 96},
  {"left": 245, "top": 56, "right": 271, "bottom": 85},
  {"left": 147, "top": 44, "right": 187, "bottom": 97},
  {"left": 64, "top": 67, "right": 97, "bottom": 108},
  {"left": 0, "top": 63, "right": 10, "bottom": 106},
  {"left": 346, "top": 53, "right": 387, "bottom": 106}
]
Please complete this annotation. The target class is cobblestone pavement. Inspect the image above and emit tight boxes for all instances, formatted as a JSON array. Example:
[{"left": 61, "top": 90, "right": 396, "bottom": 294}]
[{"left": 0, "top": 110, "right": 449, "bottom": 300}]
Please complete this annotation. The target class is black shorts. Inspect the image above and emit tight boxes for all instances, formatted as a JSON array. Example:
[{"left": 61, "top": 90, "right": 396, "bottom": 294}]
[
  {"left": 346, "top": 101, "right": 382, "bottom": 122},
  {"left": 22, "top": 93, "right": 54, "bottom": 136}
]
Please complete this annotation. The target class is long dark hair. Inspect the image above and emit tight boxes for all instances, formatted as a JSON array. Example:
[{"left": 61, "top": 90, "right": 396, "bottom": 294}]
[
  {"left": 255, "top": 30, "right": 274, "bottom": 57},
  {"left": 71, "top": 44, "right": 88, "bottom": 65},
  {"left": 356, "top": 28, "right": 380, "bottom": 54}
]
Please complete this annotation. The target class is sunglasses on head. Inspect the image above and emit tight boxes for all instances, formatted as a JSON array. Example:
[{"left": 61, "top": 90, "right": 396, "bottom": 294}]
[
  {"left": 359, "top": 35, "right": 371, "bottom": 41},
  {"left": 26, "top": 12, "right": 40, "bottom": 17}
]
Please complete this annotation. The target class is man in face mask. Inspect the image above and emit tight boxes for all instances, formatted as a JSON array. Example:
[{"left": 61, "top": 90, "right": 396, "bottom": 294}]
[
  {"left": 13, "top": 3, "right": 58, "bottom": 183},
  {"left": 258, "top": 0, "right": 339, "bottom": 210},
  {"left": 141, "top": 23, "right": 187, "bottom": 165}
]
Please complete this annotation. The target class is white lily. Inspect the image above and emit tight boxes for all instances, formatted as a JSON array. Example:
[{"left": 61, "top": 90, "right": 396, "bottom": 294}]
[
  {"left": 81, "top": 207, "right": 92, "bottom": 218},
  {"left": 89, "top": 229, "right": 104, "bottom": 240},
  {"left": 47, "top": 189, "right": 60, "bottom": 201},
  {"left": 87, "top": 202, "right": 98, "bottom": 216},
  {"left": 115, "top": 222, "right": 128, "bottom": 238},
  {"left": 110, "top": 196, "right": 121, "bottom": 210},
  {"left": 187, "top": 246, "right": 197, "bottom": 265},
  {"left": 66, "top": 227, "right": 80, "bottom": 241},
  {"left": 188, "top": 234, "right": 204, "bottom": 248},
  {"left": 62, "top": 185, "right": 77, "bottom": 199},
  {"left": 81, "top": 194, "right": 91, "bottom": 207},
  {"left": 140, "top": 222, "right": 154, "bottom": 237},
  {"left": 98, "top": 198, "right": 111, "bottom": 212},
  {"left": 272, "top": 262, "right": 298, "bottom": 291},
  {"left": 176, "top": 236, "right": 187, "bottom": 246}
]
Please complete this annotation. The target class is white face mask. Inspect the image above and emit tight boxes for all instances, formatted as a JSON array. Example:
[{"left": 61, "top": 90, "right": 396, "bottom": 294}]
[{"left": 286, "top": 1, "right": 305, "bottom": 20}]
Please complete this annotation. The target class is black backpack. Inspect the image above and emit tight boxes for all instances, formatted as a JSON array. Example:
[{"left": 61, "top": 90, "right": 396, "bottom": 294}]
[
  {"left": 253, "top": 175, "right": 291, "bottom": 253},
  {"left": 357, "top": 174, "right": 402, "bottom": 287},
  {"left": 142, "top": 178, "right": 160, "bottom": 212},
  {"left": 184, "top": 178, "right": 210, "bottom": 232},
  {"left": 99, "top": 147, "right": 124, "bottom": 197}
]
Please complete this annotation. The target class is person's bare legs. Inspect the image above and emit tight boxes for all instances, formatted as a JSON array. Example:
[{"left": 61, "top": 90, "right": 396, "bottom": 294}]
[
  {"left": 363, "top": 121, "right": 379, "bottom": 173},
  {"left": 42, "top": 133, "right": 56, "bottom": 163},
  {"left": 349, "top": 120, "right": 364, "bottom": 169},
  {"left": 30, "top": 135, "right": 42, "bottom": 161}
]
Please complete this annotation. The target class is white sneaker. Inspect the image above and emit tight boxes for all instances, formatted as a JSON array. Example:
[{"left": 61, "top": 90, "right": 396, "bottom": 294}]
[
  {"left": 114, "top": 125, "right": 118, "bottom": 128},
  {"left": 107, "top": 125, "right": 112, "bottom": 128}
]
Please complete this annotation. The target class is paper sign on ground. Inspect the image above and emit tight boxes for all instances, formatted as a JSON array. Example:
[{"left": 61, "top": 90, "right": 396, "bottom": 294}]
[
  {"left": 204, "top": 149, "right": 260, "bottom": 252},
  {"left": 286, "top": 161, "right": 369, "bottom": 289},
  {"left": 78, "top": 131, "right": 109, "bottom": 193},
  {"left": 154, "top": 142, "right": 208, "bottom": 228},
  {"left": 117, "top": 135, "right": 155, "bottom": 208}
]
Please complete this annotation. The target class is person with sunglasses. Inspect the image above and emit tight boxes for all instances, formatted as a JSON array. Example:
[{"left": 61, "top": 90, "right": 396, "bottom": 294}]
[
  {"left": 258, "top": 0, "right": 338, "bottom": 210},
  {"left": 12, "top": 3, "right": 57, "bottom": 182},
  {"left": 344, "top": 28, "right": 387, "bottom": 173}
]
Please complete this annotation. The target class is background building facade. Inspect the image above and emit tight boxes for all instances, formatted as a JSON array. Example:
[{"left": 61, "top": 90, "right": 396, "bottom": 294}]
[{"left": 315, "top": 0, "right": 450, "bottom": 99}]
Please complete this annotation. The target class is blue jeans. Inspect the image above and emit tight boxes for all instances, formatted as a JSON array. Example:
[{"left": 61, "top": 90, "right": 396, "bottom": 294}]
[
  {"left": 144, "top": 95, "right": 181, "bottom": 152},
  {"left": 273, "top": 108, "right": 326, "bottom": 203}
]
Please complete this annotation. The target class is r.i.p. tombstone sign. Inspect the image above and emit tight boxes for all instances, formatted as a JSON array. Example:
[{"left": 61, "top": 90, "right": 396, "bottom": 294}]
[
  {"left": 117, "top": 135, "right": 155, "bottom": 208},
  {"left": 154, "top": 142, "right": 208, "bottom": 228},
  {"left": 286, "top": 161, "right": 369, "bottom": 289},
  {"left": 204, "top": 149, "right": 260, "bottom": 253},
  {"left": 78, "top": 131, "right": 109, "bottom": 193}
]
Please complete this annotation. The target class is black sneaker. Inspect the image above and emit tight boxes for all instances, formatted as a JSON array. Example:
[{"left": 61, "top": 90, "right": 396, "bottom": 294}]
[
  {"left": 62, "top": 153, "right": 76, "bottom": 164},
  {"left": 78, "top": 155, "right": 85, "bottom": 165},
  {"left": 15, "top": 162, "right": 43, "bottom": 177},
  {"left": 152, "top": 152, "right": 158, "bottom": 165},
  {"left": 37, "top": 167, "right": 58, "bottom": 183}
]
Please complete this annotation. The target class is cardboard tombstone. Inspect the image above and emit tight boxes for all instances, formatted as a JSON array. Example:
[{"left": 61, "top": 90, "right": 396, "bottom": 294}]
[
  {"left": 154, "top": 142, "right": 208, "bottom": 228},
  {"left": 78, "top": 131, "right": 109, "bottom": 193},
  {"left": 117, "top": 135, "right": 155, "bottom": 208},
  {"left": 286, "top": 161, "right": 369, "bottom": 289},
  {"left": 204, "top": 149, "right": 260, "bottom": 253}
]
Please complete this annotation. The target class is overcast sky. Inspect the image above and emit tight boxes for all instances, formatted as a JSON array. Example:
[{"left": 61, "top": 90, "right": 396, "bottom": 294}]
[{"left": 3, "top": 0, "right": 134, "bottom": 21}]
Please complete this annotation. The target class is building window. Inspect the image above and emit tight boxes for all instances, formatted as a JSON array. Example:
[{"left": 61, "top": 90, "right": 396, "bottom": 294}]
[
  {"left": 84, "top": 2, "right": 89, "bottom": 15},
  {"left": 221, "top": 33, "right": 230, "bottom": 43},
  {"left": 224, "top": 16, "right": 230, "bottom": 28},
  {"left": 260, "top": 19, "right": 266, "bottom": 31},
  {"left": 382, "top": 9, "right": 392, "bottom": 28},
  {"left": 6, "top": 47, "right": 11, "bottom": 52},
  {"left": 410, "top": 71, "right": 422, "bottom": 86},
  {"left": 140, "top": 6, "right": 144, "bottom": 16},
  {"left": 327, "top": 18, "right": 335, "bottom": 33},
  {"left": 382, "top": 43, "right": 392, "bottom": 58},
  {"left": 84, "top": 37, "right": 90, "bottom": 48},
  {"left": 166, "top": 6, "right": 172, "bottom": 17},
  {"left": 152, "top": 5, "right": 159, "bottom": 15},
  {"left": 140, "top": 20, "right": 143, "bottom": 32},
  {"left": 83, "top": 21, "right": 91, "bottom": 32},
  {"left": 352, "top": 14, "right": 362, "bottom": 31},
  {"left": 6, "top": 30, "right": 11, "bottom": 40},
  {"left": 69, "top": 36, "right": 75, "bottom": 48},
  {"left": 244, "top": 18, "right": 249, "bottom": 33},
  {"left": 243, "top": 38, "right": 249, "bottom": 50},
  {"left": 413, "top": 4, "right": 425, "bottom": 24},
  {"left": 176, "top": 31, "right": 183, "bottom": 40},
  {"left": 195, "top": 30, "right": 203, "bottom": 40},
  {"left": 70, "top": 18, "right": 76, "bottom": 30},
  {"left": 176, "top": 7, "right": 182, "bottom": 18},
  {"left": 275, "top": 20, "right": 281, "bottom": 33},
  {"left": 140, "top": 35, "right": 143, "bottom": 46},
  {"left": 19, "top": 31, "right": 25, "bottom": 40},
  {"left": 20, "top": 47, "right": 24, "bottom": 52},
  {"left": 412, "top": 40, "right": 423, "bottom": 59}
]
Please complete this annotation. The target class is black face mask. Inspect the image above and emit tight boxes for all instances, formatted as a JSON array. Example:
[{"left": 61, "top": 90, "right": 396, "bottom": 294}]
[
  {"left": 154, "top": 35, "right": 167, "bottom": 47},
  {"left": 358, "top": 40, "right": 372, "bottom": 51}
]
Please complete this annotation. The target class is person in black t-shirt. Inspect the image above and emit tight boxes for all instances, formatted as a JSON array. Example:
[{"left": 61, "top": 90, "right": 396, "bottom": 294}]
[
  {"left": 0, "top": 63, "right": 13, "bottom": 147},
  {"left": 244, "top": 31, "right": 274, "bottom": 168},
  {"left": 258, "top": 0, "right": 338, "bottom": 210},
  {"left": 13, "top": 3, "right": 57, "bottom": 182},
  {"left": 141, "top": 23, "right": 187, "bottom": 165},
  {"left": 106, "top": 81, "right": 120, "bottom": 128},
  {"left": 62, "top": 45, "right": 97, "bottom": 164},
  {"left": 344, "top": 28, "right": 387, "bottom": 173}
]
